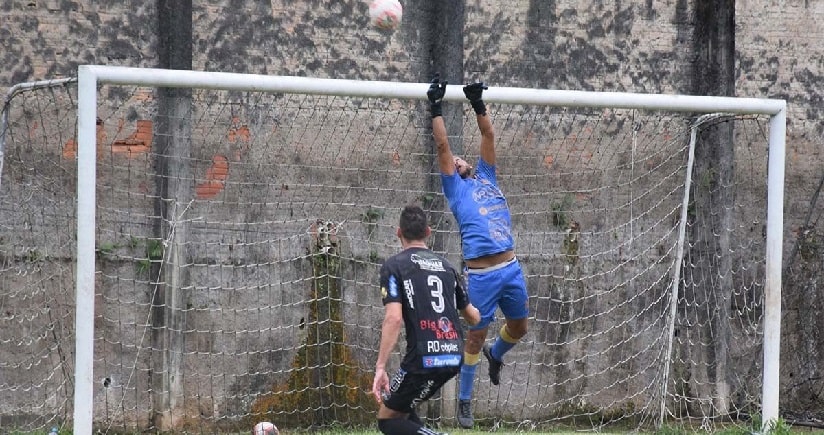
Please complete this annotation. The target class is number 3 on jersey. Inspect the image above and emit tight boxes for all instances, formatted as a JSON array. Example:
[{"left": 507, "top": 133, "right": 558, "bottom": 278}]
[
  {"left": 403, "top": 274, "right": 446, "bottom": 313},
  {"left": 428, "top": 275, "right": 445, "bottom": 313}
]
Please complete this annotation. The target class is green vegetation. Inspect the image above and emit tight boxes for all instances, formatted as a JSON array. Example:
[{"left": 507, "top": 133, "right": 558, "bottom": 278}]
[
  {"left": 361, "top": 206, "right": 384, "bottom": 224},
  {"left": 418, "top": 192, "right": 436, "bottom": 208},
  {"left": 15, "top": 417, "right": 817, "bottom": 435},
  {"left": 551, "top": 194, "right": 574, "bottom": 229},
  {"left": 96, "top": 241, "right": 119, "bottom": 257},
  {"left": 654, "top": 415, "right": 799, "bottom": 435},
  {"left": 24, "top": 248, "right": 43, "bottom": 262},
  {"left": 137, "top": 238, "right": 163, "bottom": 273},
  {"left": 288, "top": 428, "right": 812, "bottom": 435},
  {"left": 368, "top": 249, "right": 380, "bottom": 263}
]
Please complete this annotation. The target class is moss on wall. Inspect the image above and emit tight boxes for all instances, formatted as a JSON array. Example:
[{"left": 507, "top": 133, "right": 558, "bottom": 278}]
[{"left": 250, "top": 221, "right": 377, "bottom": 428}]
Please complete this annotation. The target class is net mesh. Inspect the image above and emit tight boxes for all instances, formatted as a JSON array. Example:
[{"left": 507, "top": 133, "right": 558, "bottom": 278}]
[{"left": 0, "top": 79, "right": 772, "bottom": 433}]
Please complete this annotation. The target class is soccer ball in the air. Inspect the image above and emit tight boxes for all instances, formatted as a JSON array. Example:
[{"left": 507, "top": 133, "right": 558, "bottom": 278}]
[
  {"left": 369, "top": 0, "right": 403, "bottom": 30},
  {"left": 253, "top": 421, "right": 279, "bottom": 435}
]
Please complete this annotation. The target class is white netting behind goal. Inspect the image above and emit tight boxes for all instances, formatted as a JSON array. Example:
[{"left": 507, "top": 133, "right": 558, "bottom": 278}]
[{"left": 0, "top": 77, "right": 772, "bottom": 433}]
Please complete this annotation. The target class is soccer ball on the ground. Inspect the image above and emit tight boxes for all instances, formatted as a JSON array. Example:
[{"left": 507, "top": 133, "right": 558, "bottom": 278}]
[
  {"left": 253, "top": 421, "right": 279, "bottom": 435},
  {"left": 369, "top": 0, "right": 403, "bottom": 30}
]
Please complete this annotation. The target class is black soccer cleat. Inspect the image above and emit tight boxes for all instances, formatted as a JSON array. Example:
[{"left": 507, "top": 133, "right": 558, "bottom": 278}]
[
  {"left": 483, "top": 344, "right": 504, "bottom": 386},
  {"left": 418, "top": 428, "right": 449, "bottom": 435},
  {"left": 457, "top": 399, "right": 474, "bottom": 428}
]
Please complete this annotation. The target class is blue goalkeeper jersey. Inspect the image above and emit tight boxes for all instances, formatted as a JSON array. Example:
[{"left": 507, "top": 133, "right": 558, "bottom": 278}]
[{"left": 441, "top": 158, "right": 514, "bottom": 260}]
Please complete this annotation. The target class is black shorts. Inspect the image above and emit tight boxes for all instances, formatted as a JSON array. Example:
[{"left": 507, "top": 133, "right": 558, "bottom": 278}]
[{"left": 383, "top": 368, "right": 458, "bottom": 413}]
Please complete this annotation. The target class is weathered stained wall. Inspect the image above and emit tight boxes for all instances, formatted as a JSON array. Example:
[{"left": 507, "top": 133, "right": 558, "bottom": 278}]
[
  {"left": 2, "top": 1, "right": 820, "bottom": 174},
  {"left": 9, "top": 0, "right": 819, "bottom": 196},
  {"left": 737, "top": 0, "right": 824, "bottom": 184}
]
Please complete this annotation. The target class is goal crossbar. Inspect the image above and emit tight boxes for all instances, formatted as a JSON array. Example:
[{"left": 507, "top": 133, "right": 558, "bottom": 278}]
[
  {"left": 80, "top": 65, "right": 785, "bottom": 113},
  {"left": 73, "top": 65, "right": 787, "bottom": 434}
]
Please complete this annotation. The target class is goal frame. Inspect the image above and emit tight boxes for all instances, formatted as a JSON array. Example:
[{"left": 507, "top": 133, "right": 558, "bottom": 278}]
[{"left": 74, "top": 64, "right": 787, "bottom": 434}]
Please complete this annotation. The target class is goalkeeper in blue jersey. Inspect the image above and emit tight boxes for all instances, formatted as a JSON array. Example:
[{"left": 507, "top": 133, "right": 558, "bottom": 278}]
[{"left": 426, "top": 76, "right": 530, "bottom": 429}]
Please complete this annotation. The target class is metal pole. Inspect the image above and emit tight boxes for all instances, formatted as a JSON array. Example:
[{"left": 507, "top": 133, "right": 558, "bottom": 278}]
[
  {"left": 761, "top": 105, "right": 787, "bottom": 429},
  {"left": 73, "top": 66, "right": 98, "bottom": 435}
]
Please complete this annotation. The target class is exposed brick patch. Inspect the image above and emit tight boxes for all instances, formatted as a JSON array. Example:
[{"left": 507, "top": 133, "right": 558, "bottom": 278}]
[
  {"left": 63, "top": 138, "right": 77, "bottom": 159},
  {"left": 112, "top": 119, "right": 152, "bottom": 157},
  {"left": 228, "top": 117, "right": 251, "bottom": 161},
  {"left": 195, "top": 154, "right": 230, "bottom": 199},
  {"left": 62, "top": 121, "right": 106, "bottom": 160}
]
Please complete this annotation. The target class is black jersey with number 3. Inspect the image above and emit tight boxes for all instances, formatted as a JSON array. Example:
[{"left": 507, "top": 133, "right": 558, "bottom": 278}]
[{"left": 379, "top": 247, "right": 470, "bottom": 373}]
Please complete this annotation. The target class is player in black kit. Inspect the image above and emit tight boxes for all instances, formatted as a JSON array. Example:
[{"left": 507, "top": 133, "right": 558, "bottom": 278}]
[{"left": 372, "top": 205, "right": 480, "bottom": 435}]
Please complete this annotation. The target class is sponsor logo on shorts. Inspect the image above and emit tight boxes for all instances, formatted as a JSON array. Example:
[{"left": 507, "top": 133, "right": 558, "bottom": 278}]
[
  {"left": 389, "top": 368, "right": 406, "bottom": 393},
  {"left": 411, "top": 380, "right": 436, "bottom": 407}
]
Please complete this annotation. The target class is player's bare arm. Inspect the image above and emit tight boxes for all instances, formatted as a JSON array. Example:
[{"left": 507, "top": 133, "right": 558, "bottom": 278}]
[
  {"left": 427, "top": 74, "right": 456, "bottom": 176},
  {"left": 372, "top": 301, "right": 403, "bottom": 403},
  {"left": 433, "top": 116, "right": 455, "bottom": 175},
  {"left": 463, "top": 82, "right": 495, "bottom": 166},
  {"left": 477, "top": 111, "right": 495, "bottom": 166}
]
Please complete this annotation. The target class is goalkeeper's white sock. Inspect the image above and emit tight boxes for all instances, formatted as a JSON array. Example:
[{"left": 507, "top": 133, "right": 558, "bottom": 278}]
[{"left": 490, "top": 324, "right": 519, "bottom": 361}]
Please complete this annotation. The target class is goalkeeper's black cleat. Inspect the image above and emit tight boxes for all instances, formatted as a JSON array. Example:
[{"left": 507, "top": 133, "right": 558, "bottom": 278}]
[
  {"left": 483, "top": 344, "right": 504, "bottom": 385},
  {"left": 457, "top": 399, "right": 474, "bottom": 428}
]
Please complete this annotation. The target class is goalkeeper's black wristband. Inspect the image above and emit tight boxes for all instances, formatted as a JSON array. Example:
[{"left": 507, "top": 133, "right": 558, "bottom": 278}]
[
  {"left": 430, "top": 103, "right": 443, "bottom": 118},
  {"left": 470, "top": 99, "right": 487, "bottom": 115}
]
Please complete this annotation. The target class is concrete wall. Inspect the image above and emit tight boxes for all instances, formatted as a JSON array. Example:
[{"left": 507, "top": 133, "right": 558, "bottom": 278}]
[
  {"left": 4, "top": 0, "right": 818, "bottom": 201},
  {"left": 2, "top": 1, "right": 820, "bottom": 204}
]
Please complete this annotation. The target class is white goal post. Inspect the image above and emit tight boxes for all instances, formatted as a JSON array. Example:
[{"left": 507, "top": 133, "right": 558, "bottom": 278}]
[{"left": 69, "top": 65, "right": 785, "bottom": 434}]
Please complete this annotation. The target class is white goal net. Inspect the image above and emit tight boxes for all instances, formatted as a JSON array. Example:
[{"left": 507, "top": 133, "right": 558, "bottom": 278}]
[{"left": 0, "top": 66, "right": 785, "bottom": 434}]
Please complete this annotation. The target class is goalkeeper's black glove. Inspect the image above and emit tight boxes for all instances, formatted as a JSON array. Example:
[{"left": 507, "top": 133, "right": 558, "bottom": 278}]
[
  {"left": 427, "top": 74, "right": 447, "bottom": 118},
  {"left": 463, "top": 82, "right": 488, "bottom": 115}
]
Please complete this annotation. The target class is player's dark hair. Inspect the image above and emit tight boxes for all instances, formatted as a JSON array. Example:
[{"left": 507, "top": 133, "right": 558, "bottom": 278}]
[{"left": 399, "top": 205, "right": 428, "bottom": 241}]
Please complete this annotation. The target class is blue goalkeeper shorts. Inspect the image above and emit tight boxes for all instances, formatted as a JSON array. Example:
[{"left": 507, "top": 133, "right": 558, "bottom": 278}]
[{"left": 466, "top": 257, "right": 529, "bottom": 330}]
